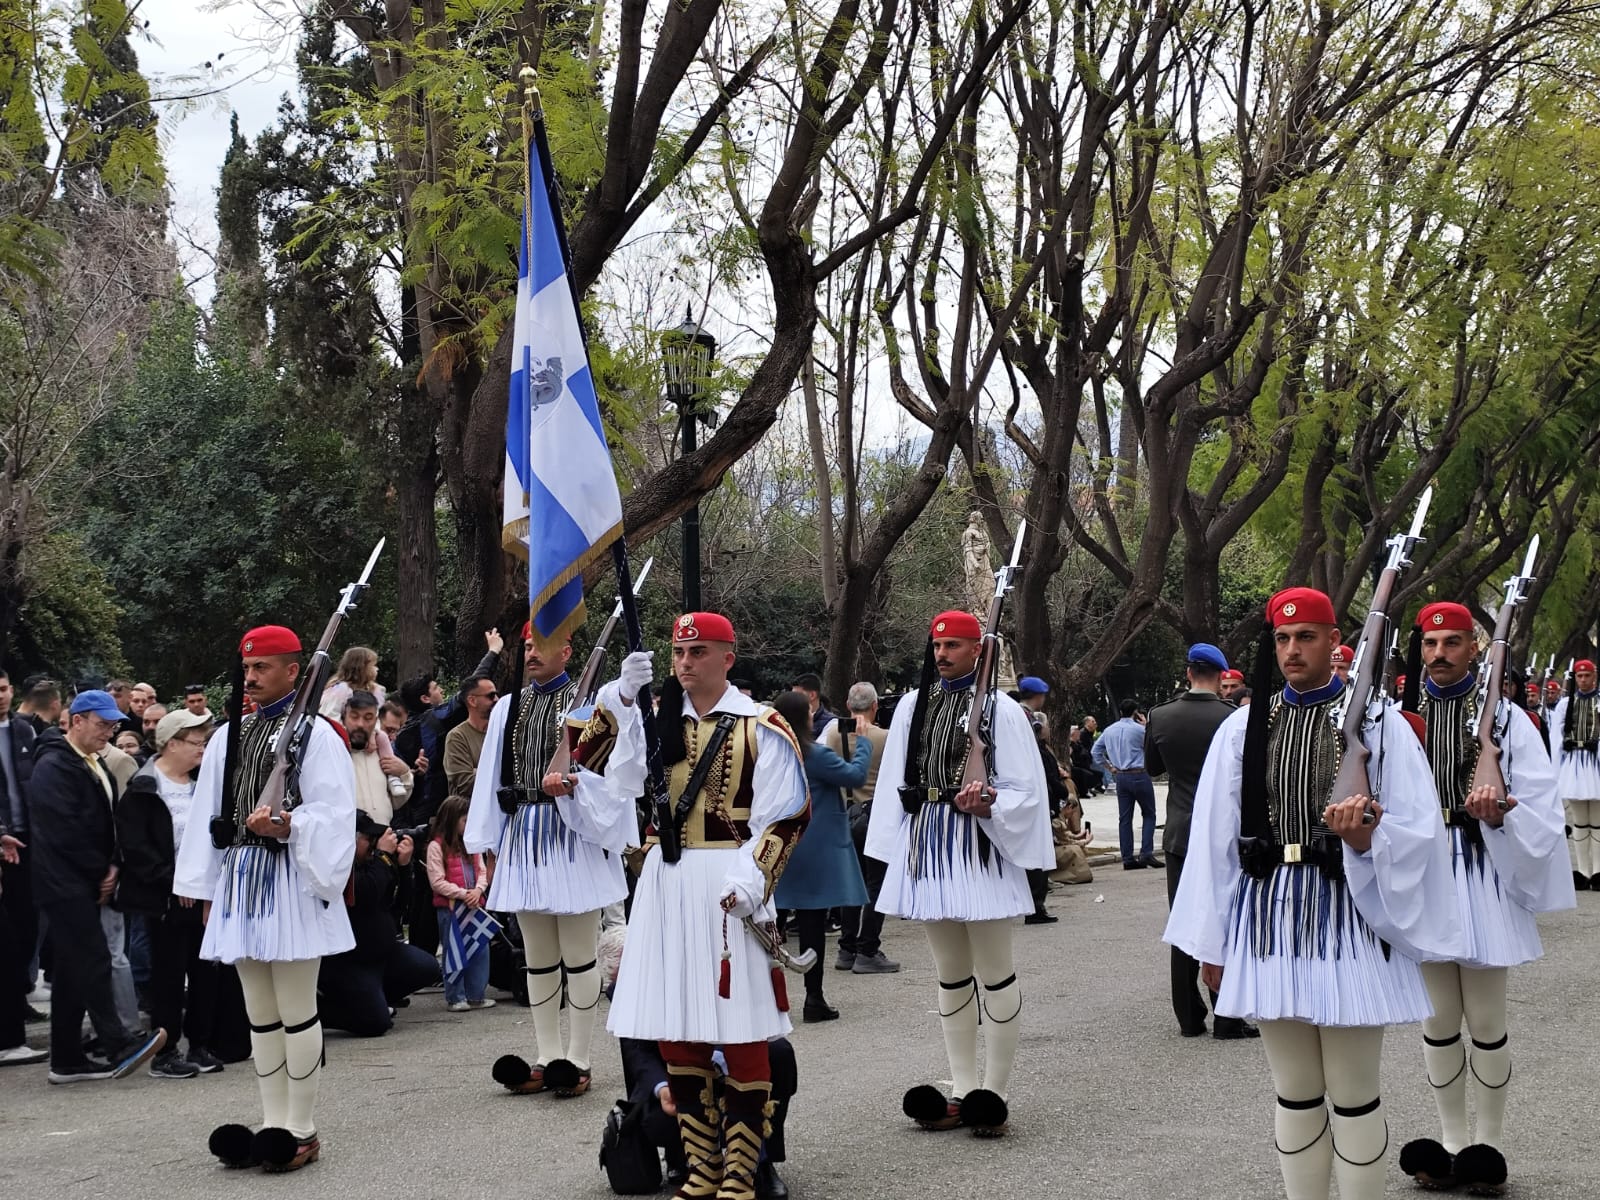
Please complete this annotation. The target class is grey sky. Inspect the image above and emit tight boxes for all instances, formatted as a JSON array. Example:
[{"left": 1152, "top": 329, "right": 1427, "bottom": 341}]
[{"left": 136, "top": 0, "right": 296, "bottom": 293}]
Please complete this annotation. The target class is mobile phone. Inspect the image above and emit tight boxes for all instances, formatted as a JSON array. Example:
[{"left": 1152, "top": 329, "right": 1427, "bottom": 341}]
[
  {"left": 1084, "top": 820, "right": 1091, "bottom": 834},
  {"left": 838, "top": 717, "right": 857, "bottom": 734}
]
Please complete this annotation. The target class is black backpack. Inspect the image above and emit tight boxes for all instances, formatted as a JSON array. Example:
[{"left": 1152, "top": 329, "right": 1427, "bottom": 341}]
[{"left": 599, "top": 1099, "right": 661, "bottom": 1195}]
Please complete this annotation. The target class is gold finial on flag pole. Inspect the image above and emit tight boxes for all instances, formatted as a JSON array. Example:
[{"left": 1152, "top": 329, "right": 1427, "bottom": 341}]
[{"left": 519, "top": 64, "right": 540, "bottom": 114}]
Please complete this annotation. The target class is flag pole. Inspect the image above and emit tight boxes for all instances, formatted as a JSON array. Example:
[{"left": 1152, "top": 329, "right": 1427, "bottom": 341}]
[{"left": 519, "top": 64, "right": 669, "bottom": 807}]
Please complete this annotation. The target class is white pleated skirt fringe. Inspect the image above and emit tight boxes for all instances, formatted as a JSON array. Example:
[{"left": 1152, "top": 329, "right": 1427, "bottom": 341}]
[
  {"left": 1217, "top": 864, "right": 1432, "bottom": 1027},
  {"left": 873, "top": 803, "right": 1033, "bottom": 922},
  {"left": 1557, "top": 750, "right": 1600, "bottom": 800},
  {"left": 486, "top": 803, "right": 626, "bottom": 915},
  {"left": 1445, "top": 828, "right": 1542, "bottom": 968},
  {"left": 608, "top": 847, "right": 791, "bottom": 1044},
  {"left": 201, "top": 845, "right": 355, "bottom": 964}
]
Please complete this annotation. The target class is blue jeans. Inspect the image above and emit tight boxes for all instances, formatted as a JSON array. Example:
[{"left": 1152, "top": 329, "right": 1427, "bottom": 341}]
[
  {"left": 1116, "top": 772, "right": 1157, "bottom": 863},
  {"left": 435, "top": 909, "right": 490, "bottom": 1005}
]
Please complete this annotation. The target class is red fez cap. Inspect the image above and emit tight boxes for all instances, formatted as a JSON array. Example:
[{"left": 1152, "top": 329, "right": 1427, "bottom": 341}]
[
  {"left": 1220, "top": 668, "right": 1244, "bottom": 682},
  {"left": 1332, "top": 644, "right": 1355, "bottom": 665},
  {"left": 1417, "top": 602, "right": 1472, "bottom": 632},
  {"left": 1267, "top": 587, "right": 1336, "bottom": 627},
  {"left": 930, "top": 610, "right": 983, "bottom": 640},
  {"left": 521, "top": 620, "right": 532, "bottom": 642},
  {"left": 240, "top": 625, "right": 302, "bottom": 657},
  {"left": 674, "top": 612, "right": 736, "bottom": 644},
  {"left": 1578, "top": 659, "right": 1597, "bottom": 673}
]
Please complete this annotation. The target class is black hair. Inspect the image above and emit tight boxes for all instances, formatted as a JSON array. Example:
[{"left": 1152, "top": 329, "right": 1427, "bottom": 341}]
[
  {"left": 461, "top": 672, "right": 496, "bottom": 695},
  {"left": 344, "top": 689, "right": 379, "bottom": 712},
  {"left": 1186, "top": 661, "right": 1221, "bottom": 682},
  {"left": 1119, "top": 698, "right": 1139, "bottom": 718},
  {"left": 772, "top": 691, "right": 815, "bottom": 745},
  {"left": 790, "top": 672, "right": 823, "bottom": 693},
  {"left": 400, "top": 673, "right": 436, "bottom": 714}
]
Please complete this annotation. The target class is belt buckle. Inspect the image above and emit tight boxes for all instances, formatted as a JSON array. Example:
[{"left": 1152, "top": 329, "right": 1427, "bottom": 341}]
[
  {"left": 1283, "top": 843, "right": 1303, "bottom": 864},
  {"left": 927, "top": 786, "right": 940, "bottom": 804}
]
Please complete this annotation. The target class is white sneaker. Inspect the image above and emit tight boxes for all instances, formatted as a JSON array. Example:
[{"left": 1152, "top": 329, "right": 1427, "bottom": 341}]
[
  {"left": 26, "top": 984, "right": 50, "bottom": 1004},
  {"left": 466, "top": 998, "right": 497, "bottom": 1010},
  {"left": 447, "top": 1000, "right": 470, "bottom": 1012},
  {"left": 0, "top": 1045, "right": 47, "bottom": 1066}
]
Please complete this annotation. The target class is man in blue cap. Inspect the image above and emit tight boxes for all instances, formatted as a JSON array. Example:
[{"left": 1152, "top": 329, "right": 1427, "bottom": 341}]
[
  {"left": 29, "top": 690, "right": 168, "bottom": 1081},
  {"left": 1014, "top": 677, "right": 1062, "bottom": 925},
  {"left": 1015, "top": 677, "right": 1050, "bottom": 714},
  {"left": 1143, "top": 645, "right": 1256, "bottom": 1040}
]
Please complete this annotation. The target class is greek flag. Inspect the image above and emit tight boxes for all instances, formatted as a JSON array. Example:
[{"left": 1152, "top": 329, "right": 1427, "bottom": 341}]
[
  {"left": 443, "top": 903, "right": 501, "bottom": 984},
  {"left": 503, "top": 142, "right": 623, "bottom": 647}
]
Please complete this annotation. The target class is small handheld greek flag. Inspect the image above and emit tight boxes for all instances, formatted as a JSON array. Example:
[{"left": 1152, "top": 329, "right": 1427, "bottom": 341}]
[
  {"left": 443, "top": 903, "right": 501, "bottom": 984},
  {"left": 502, "top": 120, "right": 623, "bottom": 650}
]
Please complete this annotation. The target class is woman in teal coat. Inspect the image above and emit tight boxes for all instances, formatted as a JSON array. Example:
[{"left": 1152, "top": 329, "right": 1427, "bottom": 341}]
[{"left": 772, "top": 692, "right": 871, "bottom": 1022}]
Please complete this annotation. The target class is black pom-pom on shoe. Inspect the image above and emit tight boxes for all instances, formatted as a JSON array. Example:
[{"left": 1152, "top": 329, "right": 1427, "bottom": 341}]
[
  {"left": 542, "top": 1058, "right": 581, "bottom": 1091},
  {"left": 902, "top": 1084, "right": 961, "bottom": 1129},
  {"left": 492, "top": 1054, "right": 545, "bottom": 1094},
  {"left": 251, "top": 1127, "right": 300, "bottom": 1168},
  {"left": 1398, "top": 1138, "right": 1455, "bottom": 1189},
  {"left": 208, "top": 1123, "right": 255, "bottom": 1168},
  {"left": 1452, "top": 1144, "right": 1507, "bottom": 1195},
  {"left": 960, "top": 1089, "right": 1010, "bottom": 1137}
]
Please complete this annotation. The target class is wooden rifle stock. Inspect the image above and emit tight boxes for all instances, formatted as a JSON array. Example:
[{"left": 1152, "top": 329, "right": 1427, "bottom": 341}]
[
  {"left": 1469, "top": 539, "right": 1538, "bottom": 803},
  {"left": 961, "top": 520, "right": 1026, "bottom": 792}
]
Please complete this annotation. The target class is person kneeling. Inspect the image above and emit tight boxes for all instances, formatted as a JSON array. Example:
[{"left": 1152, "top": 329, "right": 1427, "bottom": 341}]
[
  {"left": 605, "top": 1036, "right": 796, "bottom": 1199},
  {"left": 319, "top": 812, "right": 441, "bottom": 1037}
]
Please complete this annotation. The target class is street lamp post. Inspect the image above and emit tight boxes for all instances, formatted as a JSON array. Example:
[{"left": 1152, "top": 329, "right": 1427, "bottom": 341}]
[{"left": 661, "top": 306, "right": 718, "bottom": 612}]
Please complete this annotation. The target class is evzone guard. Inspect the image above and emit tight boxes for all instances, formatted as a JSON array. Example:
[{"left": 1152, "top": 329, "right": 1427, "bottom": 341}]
[
  {"left": 866, "top": 606, "right": 1052, "bottom": 1138},
  {"left": 175, "top": 624, "right": 357, "bottom": 1173},
  {"left": 1551, "top": 659, "right": 1600, "bottom": 891},
  {"left": 604, "top": 612, "right": 810, "bottom": 1200},
  {"left": 1166, "top": 586, "right": 1463, "bottom": 1200},
  {"left": 1398, "top": 598, "right": 1573, "bottom": 1194},
  {"left": 468, "top": 622, "right": 649, "bottom": 1098}
]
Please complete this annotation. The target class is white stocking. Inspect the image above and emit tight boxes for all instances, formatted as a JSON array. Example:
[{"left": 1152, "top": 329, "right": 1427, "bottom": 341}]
[
  {"left": 1258, "top": 1020, "right": 1333, "bottom": 1200},
  {"left": 1574, "top": 800, "right": 1598, "bottom": 877},
  {"left": 557, "top": 910, "right": 602, "bottom": 1071},
  {"left": 1322, "top": 1025, "right": 1388, "bottom": 1200},
  {"left": 1566, "top": 800, "right": 1581, "bottom": 873},
  {"left": 970, "top": 920, "right": 1021, "bottom": 1099},
  {"left": 1461, "top": 966, "right": 1511, "bottom": 1149},
  {"left": 236, "top": 959, "right": 288, "bottom": 1130},
  {"left": 272, "top": 959, "right": 323, "bottom": 1139},
  {"left": 1420, "top": 960, "right": 1470, "bottom": 1153},
  {"left": 923, "top": 921, "right": 980, "bottom": 1100},
  {"left": 518, "top": 911, "right": 563, "bottom": 1067}
]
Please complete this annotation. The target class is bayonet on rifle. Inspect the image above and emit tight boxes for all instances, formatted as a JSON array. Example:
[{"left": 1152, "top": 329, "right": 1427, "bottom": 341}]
[{"left": 1471, "top": 536, "right": 1540, "bottom": 808}]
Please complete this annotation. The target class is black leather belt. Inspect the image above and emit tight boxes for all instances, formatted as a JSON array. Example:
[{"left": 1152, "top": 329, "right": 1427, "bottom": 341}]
[
  {"left": 1238, "top": 836, "right": 1344, "bottom": 882},
  {"left": 899, "top": 785, "right": 959, "bottom": 816},
  {"left": 497, "top": 787, "right": 557, "bottom": 815}
]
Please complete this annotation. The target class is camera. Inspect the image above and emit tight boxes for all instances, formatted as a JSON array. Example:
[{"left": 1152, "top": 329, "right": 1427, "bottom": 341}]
[{"left": 389, "top": 824, "right": 429, "bottom": 844}]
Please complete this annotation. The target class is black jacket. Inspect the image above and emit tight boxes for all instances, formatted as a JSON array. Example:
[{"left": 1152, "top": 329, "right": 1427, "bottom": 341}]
[
  {"left": 394, "top": 649, "right": 500, "bottom": 825},
  {"left": 114, "top": 760, "right": 183, "bottom": 915},
  {"left": 1143, "top": 690, "right": 1235, "bottom": 856},
  {"left": 0, "top": 715, "right": 36, "bottom": 830},
  {"left": 342, "top": 852, "right": 410, "bottom": 964},
  {"left": 29, "top": 728, "right": 118, "bottom": 907}
]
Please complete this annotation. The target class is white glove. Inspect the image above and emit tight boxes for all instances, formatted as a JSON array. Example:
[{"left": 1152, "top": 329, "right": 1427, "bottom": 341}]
[
  {"left": 718, "top": 877, "right": 760, "bottom": 920},
  {"left": 619, "top": 650, "right": 654, "bottom": 698}
]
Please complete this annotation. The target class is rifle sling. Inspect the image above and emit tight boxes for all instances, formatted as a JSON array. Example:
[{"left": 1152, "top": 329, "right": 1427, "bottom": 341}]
[{"left": 669, "top": 713, "right": 739, "bottom": 834}]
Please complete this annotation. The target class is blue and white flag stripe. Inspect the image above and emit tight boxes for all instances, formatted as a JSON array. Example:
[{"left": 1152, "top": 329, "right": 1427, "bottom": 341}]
[
  {"left": 443, "top": 902, "right": 501, "bottom": 984},
  {"left": 504, "top": 136, "right": 623, "bottom": 645}
]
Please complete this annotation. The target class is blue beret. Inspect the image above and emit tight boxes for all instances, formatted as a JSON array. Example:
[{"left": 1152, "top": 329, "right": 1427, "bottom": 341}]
[
  {"left": 1186, "top": 643, "right": 1229, "bottom": 671},
  {"left": 1017, "top": 676, "right": 1050, "bottom": 695}
]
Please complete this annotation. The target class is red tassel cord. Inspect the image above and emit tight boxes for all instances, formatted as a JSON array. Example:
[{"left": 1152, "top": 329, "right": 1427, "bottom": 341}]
[
  {"left": 718, "top": 915, "right": 732, "bottom": 999},
  {"left": 769, "top": 959, "right": 788, "bottom": 1013}
]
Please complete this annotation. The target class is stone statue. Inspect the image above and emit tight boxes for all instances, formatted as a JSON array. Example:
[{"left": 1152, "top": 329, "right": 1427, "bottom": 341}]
[
  {"left": 962, "top": 511, "right": 993, "bottom": 618},
  {"left": 959, "top": 511, "right": 1017, "bottom": 689}
]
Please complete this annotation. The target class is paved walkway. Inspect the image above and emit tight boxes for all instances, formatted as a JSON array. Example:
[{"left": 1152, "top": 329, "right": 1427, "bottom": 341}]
[{"left": 9, "top": 854, "right": 1600, "bottom": 1198}]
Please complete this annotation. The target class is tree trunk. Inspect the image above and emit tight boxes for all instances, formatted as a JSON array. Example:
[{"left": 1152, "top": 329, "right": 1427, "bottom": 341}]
[
  {"left": 393, "top": 376, "right": 439, "bottom": 682},
  {"left": 802, "top": 354, "right": 839, "bottom": 609}
]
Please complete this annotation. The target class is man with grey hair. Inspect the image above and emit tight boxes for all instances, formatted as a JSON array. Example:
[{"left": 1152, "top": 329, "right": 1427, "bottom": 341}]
[{"left": 825, "top": 682, "right": 899, "bottom": 974}]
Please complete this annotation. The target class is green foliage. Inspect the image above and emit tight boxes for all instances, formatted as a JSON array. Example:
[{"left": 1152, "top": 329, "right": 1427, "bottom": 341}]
[
  {"left": 74, "top": 303, "right": 391, "bottom": 696},
  {"left": 13, "top": 532, "right": 129, "bottom": 682}
]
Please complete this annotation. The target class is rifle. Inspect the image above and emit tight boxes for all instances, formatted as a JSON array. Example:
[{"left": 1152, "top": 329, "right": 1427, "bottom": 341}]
[
  {"left": 260, "top": 540, "right": 386, "bottom": 817},
  {"left": 1331, "top": 489, "right": 1431, "bottom": 811},
  {"left": 961, "top": 520, "right": 1027, "bottom": 792},
  {"left": 1469, "top": 538, "right": 1539, "bottom": 806},
  {"left": 546, "top": 556, "right": 653, "bottom": 779}
]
